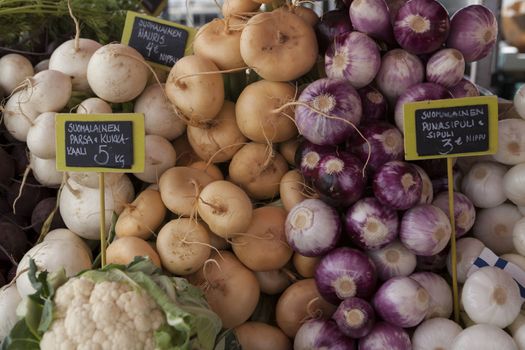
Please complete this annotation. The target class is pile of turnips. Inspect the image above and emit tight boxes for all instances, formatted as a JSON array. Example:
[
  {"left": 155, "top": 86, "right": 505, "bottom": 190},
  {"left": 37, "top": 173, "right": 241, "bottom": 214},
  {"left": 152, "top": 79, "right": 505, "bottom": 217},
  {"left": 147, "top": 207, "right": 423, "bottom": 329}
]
[{"left": 1, "top": 0, "right": 524, "bottom": 349}]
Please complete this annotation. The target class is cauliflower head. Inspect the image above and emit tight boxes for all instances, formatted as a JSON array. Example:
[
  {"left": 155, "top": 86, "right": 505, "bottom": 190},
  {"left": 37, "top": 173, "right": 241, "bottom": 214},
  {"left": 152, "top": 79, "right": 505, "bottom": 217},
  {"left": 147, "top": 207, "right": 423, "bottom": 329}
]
[
  {"left": 40, "top": 277, "right": 165, "bottom": 350},
  {"left": 1, "top": 258, "right": 222, "bottom": 350}
]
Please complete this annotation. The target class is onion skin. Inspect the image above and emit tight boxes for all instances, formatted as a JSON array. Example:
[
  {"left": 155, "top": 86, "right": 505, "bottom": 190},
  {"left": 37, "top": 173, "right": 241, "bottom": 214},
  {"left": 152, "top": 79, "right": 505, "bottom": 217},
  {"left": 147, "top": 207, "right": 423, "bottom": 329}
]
[
  {"left": 350, "top": 0, "right": 395, "bottom": 45},
  {"left": 426, "top": 48, "right": 465, "bottom": 88},
  {"left": 315, "top": 247, "right": 377, "bottom": 304},
  {"left": 413, "top": 164, "right": 433, "bottom": 204},
  {"left": 400, "top": 204, "right": 451, "bottom": 256},
  {"left": 373, "top": 161, "right": 423, "bottom": 210},
  {"left": 315, "top": 9, "right": 353, "bottom": 55},
  {"left": 449, "top": 78, "right": 480, "bottom": 98},
  {"left": 358, "top": 322, "right": 412, "bottom": 350},
  {"left": 375, "top": 49, "right": 424, "bottom": 103},
  {"left": 312, "top": 151, "right": 366, "bottom": 207},
  {"left": 410, "top": 271, "right": 453, "bottom": 319},
  {"left": 368, "top": 240, "right": 417, "bottom": 281},
  {"left": 393, "top": 0, "right": 450, "bottom": 55},
  {"left": 349, "top": 122, "right": 404, "bottom": 174},
  {"left": 446, "top": 5, "right": 498, "bottom": 62},
  {"left": 332, "top": 297, "right": 375, "bottom": 338},
  {"left": 294, "top": 319, "right": 356, "bottom": 350},
  {"left": 325, "top": 31, "right": 381, "bottom": 89},
  {"left": 285, "top": 199, "right": 341, "bottom": 257},
  {"left": 432, "top": 191, "right": 475, "bottom": 238},
  {"left": 344, "top": 197, "right": 399, "bottom": 251},
  {"left": 372, "top": 276, "right": 429, "bottom": 328},
  {"left": 296, "top": 78, "right": 362, "bottom": 146},
  {"left": 357, "top": 86, "right": 388, "bottom": 123},
  {"left": 394, "top": 82, "right": 452, "bottom": 133}
]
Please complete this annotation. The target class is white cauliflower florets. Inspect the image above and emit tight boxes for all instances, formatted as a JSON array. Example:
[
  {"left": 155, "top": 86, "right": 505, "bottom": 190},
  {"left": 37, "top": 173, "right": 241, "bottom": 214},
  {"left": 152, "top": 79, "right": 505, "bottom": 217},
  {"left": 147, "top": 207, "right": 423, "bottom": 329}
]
[{"left": 40, "top": 277, "right": 165, "bottom": 350}]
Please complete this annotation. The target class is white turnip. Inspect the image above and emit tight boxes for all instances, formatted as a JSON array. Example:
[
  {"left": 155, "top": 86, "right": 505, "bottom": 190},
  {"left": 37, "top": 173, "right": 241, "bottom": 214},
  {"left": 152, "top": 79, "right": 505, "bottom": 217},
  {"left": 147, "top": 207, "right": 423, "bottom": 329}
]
[
  {"left": 158, "top": 166, "right": 214, "bottom": 217},
  {"left": 0, "top": 53, "right": 34, "bottom": 94},
  {"left": 235, "top": 80, "right": 297, "bottom": 143},
  {"left": 156, "top": 218, "right": 211, "bottom": 275},
  {"left": 87, "top": 43, "right": 149, "bottom": 103},
  {"left": 59, "top": 175, "right": 134, "bottom": 240},
  {"left": 187, "top": 101, "right": 247, "bottom": 163},
  {"left": 193, "top": 18, "right": 246, "bottom": 70},
  {"left": 240, "top": 10, "right": 318, "bottom": 82},
  {"left": 188, "top": 251, "right": 260, "bottom": 329},
  {"left": 134, "top": 134, "right": 177, "bottom": 184},
  {"left": 229, "top": 142, "right": 288, "bottom": 200},
  {"left": 197, "top": 180, "right": 253, "bottom": 238},
  {"left": 115, "top": 189, "right": 166, "bottom": 240},
  {"left": 49, "top": 38, "right": 102, "bottom": 92},
  {"left": 134, "top": 84, "right": 186, "bottom": 140},
  {"left": 165, "top": 55, "right": 224, "bottom": 123},
  {"left": 232, "top": 206, "right": 292, "bottom": 271}
]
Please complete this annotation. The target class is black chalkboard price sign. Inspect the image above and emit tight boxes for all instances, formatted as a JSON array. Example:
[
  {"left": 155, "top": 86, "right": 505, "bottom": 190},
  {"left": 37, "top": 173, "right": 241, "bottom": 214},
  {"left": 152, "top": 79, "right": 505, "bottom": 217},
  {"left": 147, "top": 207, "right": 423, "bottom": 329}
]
[
  {"left": 404, "top": 96, "right": 498, "bottom": 160},
  {"left": 55, "top": 114, "right": 145, "bottom": 173},
  {"left": 121, "top": 11, "right": 195, "bottom": 69}
]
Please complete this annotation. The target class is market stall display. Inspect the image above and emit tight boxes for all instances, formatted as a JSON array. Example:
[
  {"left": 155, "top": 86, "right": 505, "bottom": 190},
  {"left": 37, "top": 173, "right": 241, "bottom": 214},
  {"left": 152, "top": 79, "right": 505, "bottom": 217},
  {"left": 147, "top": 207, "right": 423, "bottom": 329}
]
[{"left": 1, "top": 0, "right": 524, "bottom": 349}]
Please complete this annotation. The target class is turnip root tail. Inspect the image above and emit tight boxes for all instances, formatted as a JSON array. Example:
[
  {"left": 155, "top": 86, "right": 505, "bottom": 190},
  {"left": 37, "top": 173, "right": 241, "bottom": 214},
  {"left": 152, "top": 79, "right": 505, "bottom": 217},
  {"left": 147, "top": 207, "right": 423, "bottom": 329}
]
[
  {"left": 280, "top": 178, "right": 318, "bottom": 199},
  {"left": 299, "top": 297, "right": 324, "bottom": 324},
  {"left": 180, "top": 233, "right": 224, "bottom": 260},
  {"left": 173, "top": 66, "right": 248, "bottom": 88},
  {"left": 12, "top": 165, "right": 30, "bottom": 215},
  {"left": 204, "top": 141, "right": 249, "bottom": 168},
  {"left": 67, "top": 0, "right": 80, "bottom": 52},
  {"left": 273, "top": 101, "right": 371, "bottom": 177},
  {"left": 229, "top": 231, "right": 289, "bottom": 248},
  {"left": 201, "top": 258, "right": 223, "bottom": 291}
]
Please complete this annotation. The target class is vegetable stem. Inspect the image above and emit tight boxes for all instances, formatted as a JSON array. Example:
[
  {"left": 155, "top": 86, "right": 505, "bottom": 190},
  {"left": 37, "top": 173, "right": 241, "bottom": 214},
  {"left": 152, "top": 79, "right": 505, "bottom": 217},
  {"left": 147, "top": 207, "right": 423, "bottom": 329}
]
[
  {"left": 447, "top": 157, "right": 460, "bottom": 323},
  {"left": 99, "top": 172, "right": 106, "bottom": 267}
]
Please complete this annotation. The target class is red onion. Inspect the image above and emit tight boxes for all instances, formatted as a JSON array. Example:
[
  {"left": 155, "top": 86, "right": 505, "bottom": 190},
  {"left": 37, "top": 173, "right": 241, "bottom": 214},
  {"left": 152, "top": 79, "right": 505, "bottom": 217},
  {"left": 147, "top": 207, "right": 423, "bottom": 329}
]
[
  {"left": 446, "top": 5, "right": 498, "bottom": 62},
  {"left": 368, "top": 240, "right": 417, "bottom": 281},
  {"left": 394, "top": 82, "right": 452, "bottom": 133},
  {"left": 311, "top": 150, "right": 366, "bottom": 207},
  {"left": 373, "top": 161, "right": 423, "bottom": 210},
  {"left": 294, "top": 319, "right": 356, "bottom": 350},
  {"left": 325, "top": 32, "right": 381, "bottom": 89},
  {"left": 413, "top": 164, "right": 433, "bottom": 204},
  {"left": 316, "top": 9, "right": 354, "bottom": 55},
  {"left": 296, "top": 78, "right": 362, "bottom": 146},
  {"left": 333, "top": 297, "right": 375, "bottom": 338},
  {"left": 344, "top": 197, "right": 399, "bottom": 251},
  {"left": 296, "top": 140, "right": 337, "bottom": 179},
  {"left": 426, "top": 48, "right": 465, "bottom": 87},
  {"left": 375, "top": 49, "right": 424, "bottom": 103},
  {"left": 410, "top": 271, "right": 453, "bottom": 319},
  {"left": 349, "top": 0, "right": 395, "bottom": 45},
  {"left": 349, "top": 122, "right": 404, "bottom": 174},
  {"left": 285, "top": 199, "right": 341, "bottom": 257},
  {"left": 315, "top": 247, "right": 377, "bottom": 304},
  {"left": 393, "top": 0, "right": 450, "bottom": 55},
  {"left": 372, "top": 276, "right": 429, "bottom": 328},
  {"left": 358, "top": 322, "right": 411, "bottom": 350},
  {"left": 432, "top": 191, "right": 475, "bottom": 238},
  {"left": 357, "top": 86, "right": 388, "bottom": 123},
  {"left": 449, "top": 78, "right": 480, "bottom": 98},
  {"left": 399, "top": 204, "right": 451, "bottom": 256}
]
